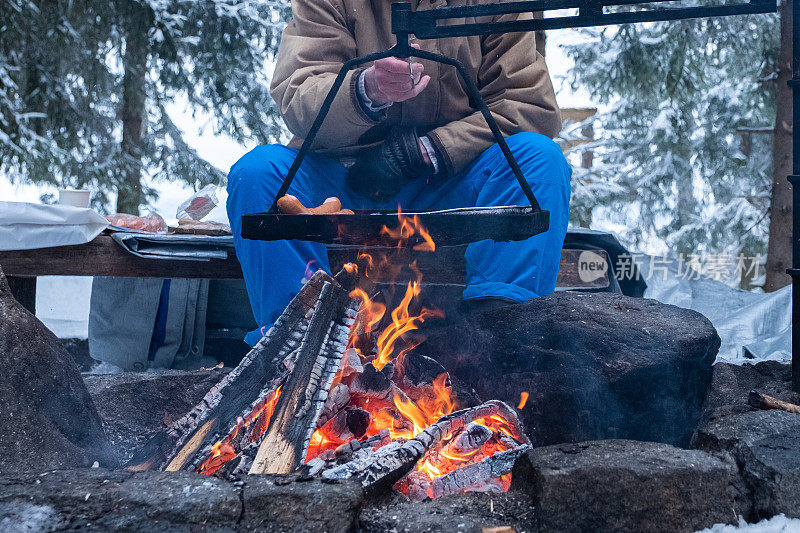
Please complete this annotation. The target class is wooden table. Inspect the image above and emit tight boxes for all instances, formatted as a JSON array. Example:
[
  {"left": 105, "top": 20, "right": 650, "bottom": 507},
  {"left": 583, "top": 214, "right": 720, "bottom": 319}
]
[{"left": 0, "top": 234, "right": 243, "bottom": 313}]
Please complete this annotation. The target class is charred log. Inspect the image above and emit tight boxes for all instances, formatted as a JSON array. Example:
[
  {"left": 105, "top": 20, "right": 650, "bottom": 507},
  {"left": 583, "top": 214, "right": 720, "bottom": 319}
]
[
  {"left": 249, "top": 281, "right": 359, "bottom": 474},
  {"left": 441, "top": 422, "right": 493, "bottom": 457},
  {"left": 403, "top": 446, "right": 530, "bottom": 501},
  {"left": 318, "top": 384, "right": 352, "bottom": 429},
  {"left": 126, "top": 271, "right": 352, "bottom": 474},
  {"left": 350, "top": 362, "right": 395, "bottom": 401},
  {"left": 320, "top": 400, "right": 528, "bottom": 495},
  {"left": 402, "top": 353, "right": 448, "bottom": 389}
]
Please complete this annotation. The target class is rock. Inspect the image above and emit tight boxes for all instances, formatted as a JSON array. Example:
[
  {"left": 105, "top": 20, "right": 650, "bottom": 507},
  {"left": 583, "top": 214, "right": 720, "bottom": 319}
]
[
  {"left": 241, "top": 475, "right": 364, "bottom": 532},
  {"left": 0, "top": 266, "right": 116, "bottom": 473},
  {"left": 518, "top": 440, "right": 737, "bottom": 533},
  {"left": 698, "top": 361, "right": 800, "bottom": 423},
  {"left": 60, "top": 338, "right": 95, "bottom": 372},
  {"left": 0, "top": 469, "right": 364, "bottom": 531},
  {"left": 694, "top": 410, "right": 800, "bottom": 520},
  {"left": 421, "top": 292, "right": 720, "bottom": 447},
  {"left": 83, "top": 368, "right": 228, "bottom": 462},
  {"left": 358, "top": 490, "right": 536, "bottom": 533},
  {"left": 0, "top": 469, "right": 239, "bottom": 530}
]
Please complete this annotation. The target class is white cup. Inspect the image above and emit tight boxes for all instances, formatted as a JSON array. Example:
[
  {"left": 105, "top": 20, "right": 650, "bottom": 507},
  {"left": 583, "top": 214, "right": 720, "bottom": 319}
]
[{"left": 58, "top": 189, "right": 91, "bottom": 208}]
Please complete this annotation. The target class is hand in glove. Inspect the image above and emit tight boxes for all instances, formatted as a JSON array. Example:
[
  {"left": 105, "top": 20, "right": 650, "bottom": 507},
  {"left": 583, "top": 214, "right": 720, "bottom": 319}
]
[{"left": 346, "top": 126, "right": 434, "bottom": 203}]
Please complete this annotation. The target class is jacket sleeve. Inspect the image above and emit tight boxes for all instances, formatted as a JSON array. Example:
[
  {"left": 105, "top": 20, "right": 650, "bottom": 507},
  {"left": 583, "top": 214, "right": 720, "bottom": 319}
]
[
  {"left": 270, "top": 0, "right": 381, "bottom": 149},
  {"left": 427, "top": 12, "right": 562, "bottom": 177}
]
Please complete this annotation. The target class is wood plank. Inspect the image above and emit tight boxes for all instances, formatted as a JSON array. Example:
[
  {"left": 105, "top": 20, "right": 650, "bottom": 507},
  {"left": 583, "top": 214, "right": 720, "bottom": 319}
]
[{"left": 0, "top": 235, "right": 242, "bottom": 279}]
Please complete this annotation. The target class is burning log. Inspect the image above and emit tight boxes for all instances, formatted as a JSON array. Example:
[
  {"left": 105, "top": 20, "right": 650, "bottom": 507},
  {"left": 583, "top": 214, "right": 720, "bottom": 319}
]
[
  {"left": 441, "top": 422, "right": 493, "bottom": 457},
  {"left": 748, "top": 390, "right": 800, "bottom": 415},
  {"left": 335, "top": 430, "right": 392, "bottom": 460},
  {"left": 350, "top": 362, "right": 395, "bottom": 401},
  {"left": 317, "top": 407, "right": 373, "bottom": 445},
  {"left": 339, "top": 349, "right": 364, "bottom": 380},
  {"left": 319, "top": 400, "right": 529, "bottom": 495},
  {"left": 249, "top": 281, "right": 359, "bottom": 474},
  {"left": 126, "top": 270, "right": 356, "bottom": 476},
  {"left": 403, "top": 446, "right": 530, "bottom": 501},
  {"left": 318, "top": 384, "right": 352, "bottom": 428}
]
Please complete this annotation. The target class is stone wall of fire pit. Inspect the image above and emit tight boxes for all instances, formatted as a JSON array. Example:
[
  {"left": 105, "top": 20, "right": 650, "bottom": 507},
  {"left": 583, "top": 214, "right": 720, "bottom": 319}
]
[{"left": 3, "top": 263, "right": 800, "bottom": 532}]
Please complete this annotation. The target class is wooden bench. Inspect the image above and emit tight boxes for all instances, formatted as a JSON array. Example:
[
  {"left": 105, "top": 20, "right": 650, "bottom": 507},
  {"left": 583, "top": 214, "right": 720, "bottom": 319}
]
[
  {"left": 0, "top": 235, "right": 614, "bottom": 315},
  {"left": 0, "top": 235, "right": 242, "bottom": 313}
]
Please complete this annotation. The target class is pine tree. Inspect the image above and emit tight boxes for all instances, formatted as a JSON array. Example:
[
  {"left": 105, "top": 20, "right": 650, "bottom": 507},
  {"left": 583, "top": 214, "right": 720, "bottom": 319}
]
[
  {"left": 564, "top": 12, "right": 778, "bottom": 259},
  {"left": 0, "top": 0, "right": 290, "bottom": 214}
]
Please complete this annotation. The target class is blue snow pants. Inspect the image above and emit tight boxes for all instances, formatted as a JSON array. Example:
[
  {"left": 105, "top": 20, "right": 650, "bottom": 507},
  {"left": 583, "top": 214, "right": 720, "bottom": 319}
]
[{"left": 227, "top": 132, "right": 572, "bottom": 346}]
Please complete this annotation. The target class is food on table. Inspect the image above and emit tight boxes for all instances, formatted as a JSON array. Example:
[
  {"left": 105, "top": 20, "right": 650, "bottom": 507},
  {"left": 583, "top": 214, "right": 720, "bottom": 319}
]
[{"left": 106, "top": 212, "right": 167, "bottom": 233}]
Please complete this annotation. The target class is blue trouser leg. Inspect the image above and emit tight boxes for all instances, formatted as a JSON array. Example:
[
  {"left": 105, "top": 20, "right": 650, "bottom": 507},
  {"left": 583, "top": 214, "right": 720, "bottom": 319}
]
[
  {"left": 388, "top": 132, "right": 572, "bottom": 300},
  {"left": 226, "top": 145, "right": 350, "bottom": 345},
  {"left": 462, "top": 133, "right": 571, "bottom": 299},
  {"left": 227, "top": 132, "right": 571, "bottom": 345}
]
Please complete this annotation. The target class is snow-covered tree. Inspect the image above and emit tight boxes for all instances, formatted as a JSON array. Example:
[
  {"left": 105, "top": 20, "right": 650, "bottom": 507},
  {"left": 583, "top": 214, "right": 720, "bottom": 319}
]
[
  {"left": 564, "top": 12, "right": 778, "bottom": 258},
  {"left": 0, "top": 0, "right": 290, "bottom": 213}
]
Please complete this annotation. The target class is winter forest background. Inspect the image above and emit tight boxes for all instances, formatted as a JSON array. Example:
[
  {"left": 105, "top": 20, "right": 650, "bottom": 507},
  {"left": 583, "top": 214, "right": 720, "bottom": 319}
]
[{"left": 0, "top": 0, "right": 792, "bottom": 292}]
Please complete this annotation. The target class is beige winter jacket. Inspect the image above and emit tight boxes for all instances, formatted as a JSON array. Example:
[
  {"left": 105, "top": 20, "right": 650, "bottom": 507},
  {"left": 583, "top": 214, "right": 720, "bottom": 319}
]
[{"left": 270, "top": 0, "right": 561, "bottom": 177}]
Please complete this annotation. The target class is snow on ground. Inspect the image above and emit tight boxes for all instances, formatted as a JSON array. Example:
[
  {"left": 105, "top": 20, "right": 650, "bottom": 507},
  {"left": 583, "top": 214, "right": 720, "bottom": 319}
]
[{"left": 698, "top": 515, "right": 800, "bottom": 533}]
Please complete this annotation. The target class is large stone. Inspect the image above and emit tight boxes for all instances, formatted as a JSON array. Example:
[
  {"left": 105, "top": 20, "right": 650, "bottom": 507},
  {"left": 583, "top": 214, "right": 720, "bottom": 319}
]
[
  {"left": 422, "top": 292, "right": 720, "bottom": 447},
  {"left": 0, "top": 266, "right": 116, "bottom": 473},
  {"left": 83, "top": 368, "right": 228, "bottom": 462},
  {"left": 358, "top": 490, "right": 536, "bottom": 533},
  {"left": 694, "top": 410, "right": 800, "bottom": 520},
  {"left": 517, "top": 439, "right": 737, "bottom": 533},
  {"left": 241, "top": 475, "right": 364, "bottom": 532},
  {"left": 0, "top": 469, "right": 364, "bottom": 531}
]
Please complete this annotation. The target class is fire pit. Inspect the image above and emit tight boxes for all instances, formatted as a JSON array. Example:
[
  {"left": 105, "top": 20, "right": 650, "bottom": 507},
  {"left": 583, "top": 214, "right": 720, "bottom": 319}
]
[
  {"left": 3, "top": 226, "right": 800, "bottom": 530},
  {"left": 127, "top": 213, "right": 530, "bottom": 501}
]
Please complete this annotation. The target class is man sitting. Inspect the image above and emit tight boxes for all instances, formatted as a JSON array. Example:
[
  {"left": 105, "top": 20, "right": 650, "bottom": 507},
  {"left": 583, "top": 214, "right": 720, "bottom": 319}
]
[{"left": 227, "top": 0, "right": 572, "bottom": 346}]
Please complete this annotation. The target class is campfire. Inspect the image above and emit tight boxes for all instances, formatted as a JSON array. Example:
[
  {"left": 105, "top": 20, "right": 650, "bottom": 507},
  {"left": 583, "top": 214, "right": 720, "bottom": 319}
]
[{"left": 127, "top": 212, "right": 530, "bottom": 500}]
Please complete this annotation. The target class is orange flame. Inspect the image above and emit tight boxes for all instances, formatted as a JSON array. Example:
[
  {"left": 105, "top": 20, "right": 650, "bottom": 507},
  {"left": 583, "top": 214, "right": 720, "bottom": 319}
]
[
  {"left": 349, "top": 287, "right": 387, "bottom": 334},
  {"left": 373, "top": 282, "right": 434, "bottom": 370},
  {"left": 380, "top": 210, "right": 436, "bottom": 251}
]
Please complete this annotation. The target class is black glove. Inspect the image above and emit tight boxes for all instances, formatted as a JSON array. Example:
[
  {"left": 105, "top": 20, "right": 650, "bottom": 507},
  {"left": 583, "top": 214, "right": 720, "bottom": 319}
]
[{"left": 346, "top": 126, "right": 434, "bottom": 203}]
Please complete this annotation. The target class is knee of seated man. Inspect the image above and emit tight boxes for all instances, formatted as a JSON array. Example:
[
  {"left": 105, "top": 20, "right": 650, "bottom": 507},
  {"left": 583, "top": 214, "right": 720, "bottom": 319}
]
[
  {"left": 507, "top": 132, "right": 570, "bottom": 177},
  {"left": 227, "top": 144, "right": 294, "bottom": 192}
]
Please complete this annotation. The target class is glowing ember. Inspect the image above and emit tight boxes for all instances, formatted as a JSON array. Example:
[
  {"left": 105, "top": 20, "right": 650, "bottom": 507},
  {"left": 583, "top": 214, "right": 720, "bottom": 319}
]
[{"left": 518, "top": 391, "right": 529, "bottom": 410}]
